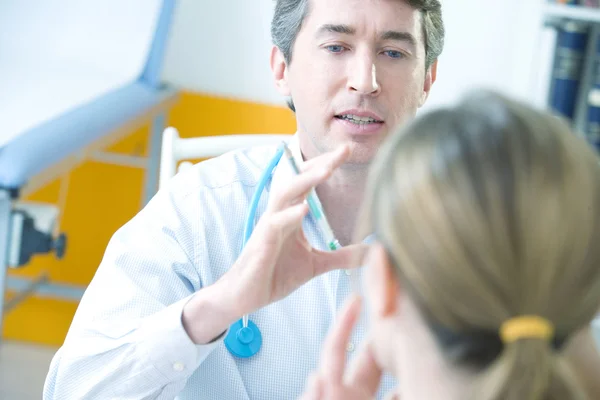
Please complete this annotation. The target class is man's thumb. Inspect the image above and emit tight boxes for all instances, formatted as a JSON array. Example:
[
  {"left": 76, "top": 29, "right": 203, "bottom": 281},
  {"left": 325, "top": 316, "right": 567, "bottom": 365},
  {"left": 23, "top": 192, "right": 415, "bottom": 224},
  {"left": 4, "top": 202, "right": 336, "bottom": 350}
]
[{"left": 313, "top": 243, "right": 368, "bottom": 275}]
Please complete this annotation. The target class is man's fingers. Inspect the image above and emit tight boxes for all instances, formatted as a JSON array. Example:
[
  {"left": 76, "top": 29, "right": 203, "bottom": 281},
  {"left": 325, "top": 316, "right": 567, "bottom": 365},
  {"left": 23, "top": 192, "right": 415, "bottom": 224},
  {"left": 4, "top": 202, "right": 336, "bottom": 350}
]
[
  {"left": 271, "top": 203, "right": 309, "bottom": 236},
  {"left": 269, "top": 168, "right": 328, "bottom": 211},
  {"left": 345, "top": 340, "right": 384, "bottom": 396},
  {"left": 298, "top": 373, "right": 322, "bottom": 400},
  {"left": 320, "top": 295, "right": 362, "bottom": 383},
  {"left": 270, "top": 145, "right": 350, "bottom": 211},
  {"left": 299, "top": 145, "right": 350, "bottom": 173},
  {"left": 313, "top": 243, "right": 368, "bottom": 275}
]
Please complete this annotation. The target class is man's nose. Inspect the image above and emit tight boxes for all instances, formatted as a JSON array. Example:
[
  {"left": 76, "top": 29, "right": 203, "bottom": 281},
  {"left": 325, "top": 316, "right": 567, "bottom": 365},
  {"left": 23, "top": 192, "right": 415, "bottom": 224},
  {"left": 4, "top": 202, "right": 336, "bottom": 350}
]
[{"left": 347, "top": 54, "right": 380, "bottom": 95}]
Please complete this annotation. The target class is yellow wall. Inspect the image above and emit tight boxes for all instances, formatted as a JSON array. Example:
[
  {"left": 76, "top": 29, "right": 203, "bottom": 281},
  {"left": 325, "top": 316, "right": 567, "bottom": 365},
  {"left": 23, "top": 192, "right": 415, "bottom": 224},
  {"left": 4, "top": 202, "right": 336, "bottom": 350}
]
[{"left": 4, "top": 91, "right": 296, "bottom": 346}]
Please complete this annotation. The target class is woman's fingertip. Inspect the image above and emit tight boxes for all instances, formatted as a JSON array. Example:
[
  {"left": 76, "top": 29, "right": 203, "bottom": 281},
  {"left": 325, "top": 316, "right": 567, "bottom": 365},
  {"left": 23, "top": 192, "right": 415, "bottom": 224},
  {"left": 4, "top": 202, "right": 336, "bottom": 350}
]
[
  {"left": 341, "top": 294, "right": 362, "bottom": 321},
  {"left": 349, "top": 293, "right": 362, "bottom": 309},
  {"left": 309, "top": 375, "right": 323, "bottom": 398}
]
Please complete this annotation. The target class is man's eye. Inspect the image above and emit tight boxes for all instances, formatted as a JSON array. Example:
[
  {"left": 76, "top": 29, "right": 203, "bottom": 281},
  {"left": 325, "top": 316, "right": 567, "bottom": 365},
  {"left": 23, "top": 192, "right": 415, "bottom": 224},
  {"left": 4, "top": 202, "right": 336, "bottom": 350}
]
[
  {"left": 326, "top": 45, "right": 345, "bottom": 53},
  {"left": 384, "top": 50, "right": 404, "bottom": 59}
]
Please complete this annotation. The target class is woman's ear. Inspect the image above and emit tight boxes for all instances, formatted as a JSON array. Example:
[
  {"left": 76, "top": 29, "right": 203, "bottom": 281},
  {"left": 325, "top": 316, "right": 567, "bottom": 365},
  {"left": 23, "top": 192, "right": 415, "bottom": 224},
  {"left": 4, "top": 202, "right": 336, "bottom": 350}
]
[
  {"left": 270, "top": 46, "right": 291, "bottom": 96},
  {"left": 366, "top": 244, "right": 401, "bottom": 318}
]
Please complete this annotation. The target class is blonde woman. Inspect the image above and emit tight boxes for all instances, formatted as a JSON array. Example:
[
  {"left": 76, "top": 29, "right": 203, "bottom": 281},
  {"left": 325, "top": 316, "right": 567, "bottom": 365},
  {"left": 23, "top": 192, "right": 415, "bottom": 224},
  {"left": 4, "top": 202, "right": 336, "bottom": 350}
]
[{"left": 301, "top": 91, "right": 600, "bottom": 400}]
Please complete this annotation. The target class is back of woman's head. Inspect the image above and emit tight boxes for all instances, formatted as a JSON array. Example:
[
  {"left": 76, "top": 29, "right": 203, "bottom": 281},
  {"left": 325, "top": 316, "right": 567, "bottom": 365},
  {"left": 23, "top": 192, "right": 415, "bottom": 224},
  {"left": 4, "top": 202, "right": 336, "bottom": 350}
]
[{"left": 363, "top": 90, "right": 600, "bottom": 399}]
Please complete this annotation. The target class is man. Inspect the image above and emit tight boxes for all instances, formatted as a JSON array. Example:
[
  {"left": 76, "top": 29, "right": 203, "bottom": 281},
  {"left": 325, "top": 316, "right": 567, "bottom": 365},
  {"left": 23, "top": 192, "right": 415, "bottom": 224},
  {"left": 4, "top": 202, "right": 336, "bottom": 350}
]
[{"left": 44, "top": 0, "right": 444, "bottom": 398}]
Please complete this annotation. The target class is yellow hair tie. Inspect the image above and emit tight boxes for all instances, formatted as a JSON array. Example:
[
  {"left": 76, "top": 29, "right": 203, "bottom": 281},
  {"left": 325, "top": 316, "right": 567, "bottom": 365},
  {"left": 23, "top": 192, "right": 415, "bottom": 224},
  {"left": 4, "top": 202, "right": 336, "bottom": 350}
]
[{"left": 500, "top": 315, "right": 555, "bottom": 344}]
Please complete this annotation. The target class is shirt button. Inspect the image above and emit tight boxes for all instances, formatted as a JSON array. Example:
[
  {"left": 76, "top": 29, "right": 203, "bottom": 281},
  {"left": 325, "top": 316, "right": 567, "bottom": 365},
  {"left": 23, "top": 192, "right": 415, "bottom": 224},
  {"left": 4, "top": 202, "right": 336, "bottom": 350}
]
[
  {"left": 344, "top": 270, "right": 352, "bottom": 276},
  {"left": 346, "top": 342, "right": 355, "bottom": 353},
  {"left": 173, "top": 362, "right": 185, "bottom": 372}
]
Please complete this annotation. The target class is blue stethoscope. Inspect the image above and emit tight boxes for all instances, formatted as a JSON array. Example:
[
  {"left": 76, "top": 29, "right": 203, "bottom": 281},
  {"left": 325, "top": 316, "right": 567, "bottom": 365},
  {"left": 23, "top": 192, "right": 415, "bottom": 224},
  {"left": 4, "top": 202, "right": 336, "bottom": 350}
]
[{"left": 224, "top": 145, "right": 286, "bottom": 358}]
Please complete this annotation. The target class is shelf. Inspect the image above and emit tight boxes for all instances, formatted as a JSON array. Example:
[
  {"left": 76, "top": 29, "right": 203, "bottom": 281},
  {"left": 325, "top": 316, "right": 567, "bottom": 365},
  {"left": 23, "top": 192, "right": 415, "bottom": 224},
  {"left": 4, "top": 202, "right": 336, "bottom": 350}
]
[{"left": 544, "top": 3, "right": 600, "bottom": 23}]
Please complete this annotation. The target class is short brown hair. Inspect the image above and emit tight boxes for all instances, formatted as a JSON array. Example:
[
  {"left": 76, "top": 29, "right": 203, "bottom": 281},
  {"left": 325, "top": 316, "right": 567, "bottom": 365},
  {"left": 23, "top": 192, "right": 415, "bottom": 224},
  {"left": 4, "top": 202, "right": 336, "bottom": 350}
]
[
  {"left": 271, "top": 0, "right": 445, "bottom": 69},
  {"left": 271, "top": 0, "right": 445, "bottom": 111}
]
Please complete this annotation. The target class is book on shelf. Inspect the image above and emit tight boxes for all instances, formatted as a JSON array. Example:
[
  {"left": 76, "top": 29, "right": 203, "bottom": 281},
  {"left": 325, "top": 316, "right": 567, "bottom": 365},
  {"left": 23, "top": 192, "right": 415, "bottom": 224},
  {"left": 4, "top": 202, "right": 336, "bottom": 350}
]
[
  {"left": 549, "top": 21, "right": 589, "bottom": 122},
  {"left": 586, "top": 88, "right": 600, "bottom": 148},
  {"left": 580, "top": 0, "right": 600, "bottom": 8},
  {"left": 537, "top": 3, "right": 600, "bottom": 150},
  {"left": 542, "top": 18, "right": 600, "bottom": 150},
  {"left": 585, "top": 26, "right": 600, "bottom": 149},
  {"left": 550, "top": 0, "right": 599, "bottom": 7}
]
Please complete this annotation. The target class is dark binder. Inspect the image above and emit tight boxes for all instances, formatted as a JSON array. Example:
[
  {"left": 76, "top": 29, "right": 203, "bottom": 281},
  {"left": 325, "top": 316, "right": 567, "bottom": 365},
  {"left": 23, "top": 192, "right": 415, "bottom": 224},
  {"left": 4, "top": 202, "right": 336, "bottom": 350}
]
[{"left": 550, "top": 21, "right": 590, "bottom": 122}]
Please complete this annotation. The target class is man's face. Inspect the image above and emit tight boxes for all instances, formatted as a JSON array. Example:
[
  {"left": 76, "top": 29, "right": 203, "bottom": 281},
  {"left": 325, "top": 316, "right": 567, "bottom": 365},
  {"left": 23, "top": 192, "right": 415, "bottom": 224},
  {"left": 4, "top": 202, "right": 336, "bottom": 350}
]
[{"left": 272, "top": 0, "right": 435, "bottom": 164}]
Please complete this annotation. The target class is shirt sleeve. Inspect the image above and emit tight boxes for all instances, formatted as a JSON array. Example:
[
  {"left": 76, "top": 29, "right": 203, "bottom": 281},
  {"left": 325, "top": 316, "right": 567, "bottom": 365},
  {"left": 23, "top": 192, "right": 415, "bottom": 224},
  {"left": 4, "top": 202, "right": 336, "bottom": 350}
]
[{"left": 43, "top": 177, "right": 225, "bottom": 400}]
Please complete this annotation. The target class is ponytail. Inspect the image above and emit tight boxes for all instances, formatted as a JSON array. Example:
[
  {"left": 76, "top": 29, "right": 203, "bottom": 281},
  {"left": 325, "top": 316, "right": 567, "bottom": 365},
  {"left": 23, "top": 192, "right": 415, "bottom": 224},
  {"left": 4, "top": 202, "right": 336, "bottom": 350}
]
[{"left": 470, "top": 316, "right": 587, "bottom": 400}]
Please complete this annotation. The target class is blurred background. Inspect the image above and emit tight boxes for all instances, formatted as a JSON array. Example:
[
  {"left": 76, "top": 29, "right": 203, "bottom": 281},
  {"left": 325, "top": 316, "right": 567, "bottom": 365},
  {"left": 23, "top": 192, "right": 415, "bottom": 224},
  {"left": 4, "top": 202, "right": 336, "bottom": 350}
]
[{"left": 0, "top": 0, "right": 598, "bottom": 398}]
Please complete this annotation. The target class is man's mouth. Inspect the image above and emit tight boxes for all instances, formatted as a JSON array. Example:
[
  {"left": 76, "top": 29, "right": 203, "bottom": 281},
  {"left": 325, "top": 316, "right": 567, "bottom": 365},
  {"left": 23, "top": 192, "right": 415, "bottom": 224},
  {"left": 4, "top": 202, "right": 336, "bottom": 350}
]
[{"left": 335, "top": 114, "right": 384, "bottom": 125}]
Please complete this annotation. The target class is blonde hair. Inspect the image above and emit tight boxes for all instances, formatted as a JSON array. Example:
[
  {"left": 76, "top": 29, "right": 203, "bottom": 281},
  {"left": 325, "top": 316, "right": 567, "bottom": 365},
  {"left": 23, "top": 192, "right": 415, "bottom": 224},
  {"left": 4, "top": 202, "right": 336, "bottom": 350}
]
[{"left": 362, "top": 91, "right": 600, "bottom": 399}]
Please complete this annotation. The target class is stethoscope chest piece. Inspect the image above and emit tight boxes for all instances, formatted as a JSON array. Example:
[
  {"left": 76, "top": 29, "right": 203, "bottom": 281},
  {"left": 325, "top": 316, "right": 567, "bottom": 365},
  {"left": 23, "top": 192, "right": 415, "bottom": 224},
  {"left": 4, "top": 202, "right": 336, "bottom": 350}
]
[{"left": 224, "top": 318, "right": 262, "bottom": 358}]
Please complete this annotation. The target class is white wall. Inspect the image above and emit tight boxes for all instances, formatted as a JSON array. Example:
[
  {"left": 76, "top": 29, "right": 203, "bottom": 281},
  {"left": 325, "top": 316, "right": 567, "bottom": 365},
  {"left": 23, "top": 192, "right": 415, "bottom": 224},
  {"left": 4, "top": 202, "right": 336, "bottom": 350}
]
[
  {"left": 421, "top": 0, "right": 544, "bottom": 113},
  {"left": 161, "top": 0, "right": 281, "bottom": 105},
  {"left": 0, "top": 0, "right": 163, "bottom": 144},
  {"left": 161, "top": 0, "right": 545, "bottom": 109}
]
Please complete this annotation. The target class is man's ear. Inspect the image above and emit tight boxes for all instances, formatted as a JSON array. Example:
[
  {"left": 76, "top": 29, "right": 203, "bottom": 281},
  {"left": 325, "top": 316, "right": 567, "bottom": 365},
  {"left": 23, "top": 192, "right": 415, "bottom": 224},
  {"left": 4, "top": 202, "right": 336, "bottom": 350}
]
[
  {"left": 367, "top": 244, "right": 401, "bottom": 318},
  {"left": 271, "top": 45, "right": 291, "bottom": 96},
  {"left": 419, "top": 59, "right": 438, "bottom": 107}
]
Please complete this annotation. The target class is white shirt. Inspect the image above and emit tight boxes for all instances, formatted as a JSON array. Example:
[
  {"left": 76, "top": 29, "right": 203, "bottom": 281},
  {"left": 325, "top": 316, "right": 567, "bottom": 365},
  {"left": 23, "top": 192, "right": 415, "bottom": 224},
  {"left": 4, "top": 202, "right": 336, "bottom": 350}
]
[{"left": 43, "top": 136, "right": 397, "bottom": 399}]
